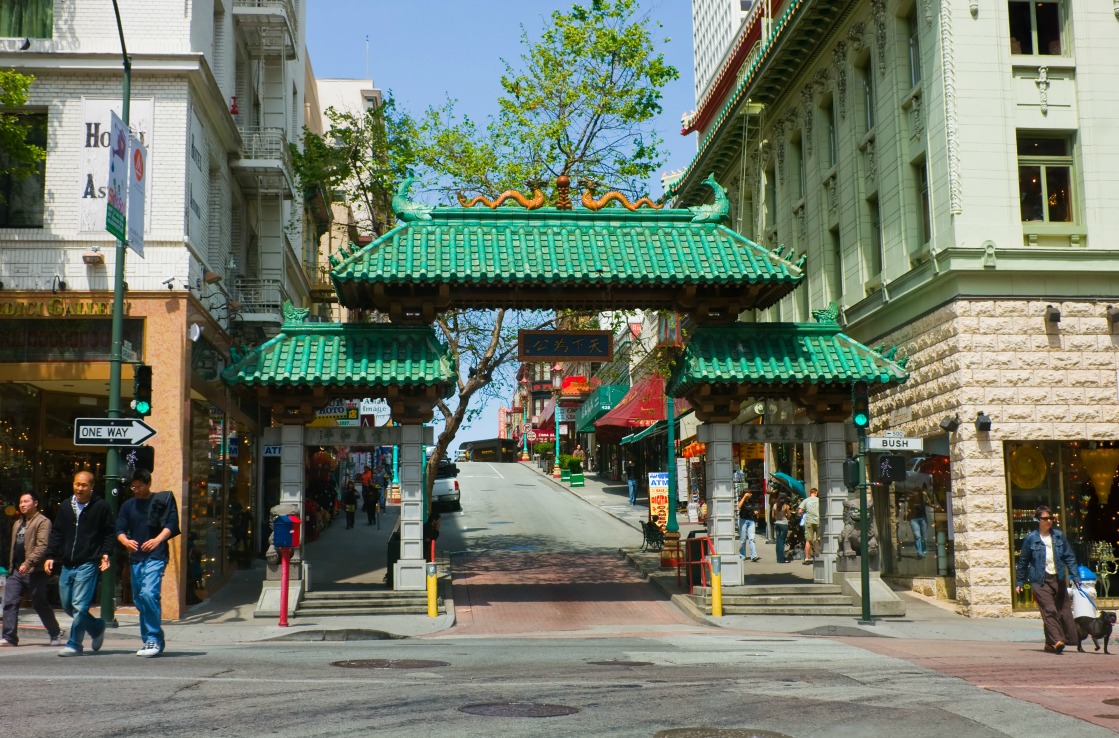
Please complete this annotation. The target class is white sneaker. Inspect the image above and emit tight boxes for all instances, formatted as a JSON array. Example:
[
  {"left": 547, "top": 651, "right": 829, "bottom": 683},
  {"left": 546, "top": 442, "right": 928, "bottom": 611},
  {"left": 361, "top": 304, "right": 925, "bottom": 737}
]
[
  {"left": 58, "top": 646, "right": 81, "bottom": 657},
  {"left": 137, "top": 642, "right": 161, "bottom": 658}
]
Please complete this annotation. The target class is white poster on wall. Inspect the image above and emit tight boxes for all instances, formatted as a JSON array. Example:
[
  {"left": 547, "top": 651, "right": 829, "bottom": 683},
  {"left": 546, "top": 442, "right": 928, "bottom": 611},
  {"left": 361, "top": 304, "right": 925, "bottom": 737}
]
[
  {"left": 186, "top": 107, "right": 207, "bottom": 246},
  {"left": 79, "top": 98, "right": 154, "bottom": 234}
]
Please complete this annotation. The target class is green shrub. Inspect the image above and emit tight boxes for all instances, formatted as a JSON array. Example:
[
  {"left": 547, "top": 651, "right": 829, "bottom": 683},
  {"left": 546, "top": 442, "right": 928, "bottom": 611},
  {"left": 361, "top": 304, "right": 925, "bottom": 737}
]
[
  {"left": 533, "top": 441, "right": 554, "bottom": 456},
  {"left": 566, "top": 457, "right": 583, "bottom": 473}
]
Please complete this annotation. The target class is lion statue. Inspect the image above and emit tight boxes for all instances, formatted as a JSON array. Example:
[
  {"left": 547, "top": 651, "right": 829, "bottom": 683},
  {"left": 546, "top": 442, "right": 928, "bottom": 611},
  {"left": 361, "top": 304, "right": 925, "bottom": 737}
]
[{"left": 837, "top": 498, "right": 879, "bottom": 558}]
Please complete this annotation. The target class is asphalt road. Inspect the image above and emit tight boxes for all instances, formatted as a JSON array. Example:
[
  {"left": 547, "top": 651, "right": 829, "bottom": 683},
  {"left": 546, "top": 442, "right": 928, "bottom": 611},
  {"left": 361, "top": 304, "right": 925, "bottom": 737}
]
[{"left": 0, "top": 462, "right": 1112, "bottom": 737}]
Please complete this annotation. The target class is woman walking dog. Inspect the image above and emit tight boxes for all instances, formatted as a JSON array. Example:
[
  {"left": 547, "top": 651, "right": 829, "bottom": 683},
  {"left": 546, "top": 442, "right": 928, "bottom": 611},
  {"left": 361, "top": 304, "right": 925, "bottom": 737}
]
[{"left": 1015, "top": 505, "right": 1082, "bottom": 654}]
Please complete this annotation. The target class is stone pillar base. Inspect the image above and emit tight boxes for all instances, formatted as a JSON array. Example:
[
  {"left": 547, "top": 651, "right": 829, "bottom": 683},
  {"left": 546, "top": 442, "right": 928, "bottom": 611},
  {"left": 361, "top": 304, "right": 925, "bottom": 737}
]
[
  {"left": 254, "top": 579, "right": 303, "bottom": 618},
  {"left": 833, "top": 570, "right": 905, "bottom": 616},
  {"left": 394, "top": 561, "right": 426, "bottom": 590}
]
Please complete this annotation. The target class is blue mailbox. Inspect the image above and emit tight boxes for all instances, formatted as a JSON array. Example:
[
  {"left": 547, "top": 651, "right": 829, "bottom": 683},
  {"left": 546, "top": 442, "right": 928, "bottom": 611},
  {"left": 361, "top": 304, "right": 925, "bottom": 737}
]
[{"left": 273, "top": 514, "right": 301, "bottom": 548}]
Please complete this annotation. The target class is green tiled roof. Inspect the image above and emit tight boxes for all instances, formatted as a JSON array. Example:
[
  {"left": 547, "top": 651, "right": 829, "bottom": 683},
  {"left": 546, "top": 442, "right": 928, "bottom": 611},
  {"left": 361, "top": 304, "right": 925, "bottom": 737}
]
[
  {"left": 221, "top": 321, "right": 456, "bottom": 393},
  {"left": 666, "top": 320, "right": 909, "bottom": 397},
  {"left": 330, "top": 205, "right": 804, "bottom": 312}
]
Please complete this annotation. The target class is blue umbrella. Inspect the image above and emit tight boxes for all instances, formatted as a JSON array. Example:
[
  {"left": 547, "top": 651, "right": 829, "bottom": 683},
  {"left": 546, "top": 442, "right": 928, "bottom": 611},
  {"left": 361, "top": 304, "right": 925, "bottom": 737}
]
[{"left": 771, "top": 472, "right": 806, "bottom": 498}]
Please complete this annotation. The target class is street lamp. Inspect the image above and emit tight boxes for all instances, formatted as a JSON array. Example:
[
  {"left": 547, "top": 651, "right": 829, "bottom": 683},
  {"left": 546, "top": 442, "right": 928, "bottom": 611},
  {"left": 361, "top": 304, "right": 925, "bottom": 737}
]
[
  {"left": 520, "top": 375, "right": 529, "bottom": 461},
  {"left": 552, "top": 363, "right": 563, "bottom": 478}
]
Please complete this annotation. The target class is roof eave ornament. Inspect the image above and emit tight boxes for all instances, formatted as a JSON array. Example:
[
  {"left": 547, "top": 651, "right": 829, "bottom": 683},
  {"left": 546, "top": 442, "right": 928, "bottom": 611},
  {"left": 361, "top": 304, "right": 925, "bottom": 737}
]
[
  {"left": 811, "top": 301, "right": 841, "bottom": 326},
  {"left": 281, "top": 300, "right": 310, "bottom": 325},
  {"left": 392, "top": 176, "right": 434, "bottom": 222},
  {"left": 687, "top": 173, "right": 730, "bottom": 224}
]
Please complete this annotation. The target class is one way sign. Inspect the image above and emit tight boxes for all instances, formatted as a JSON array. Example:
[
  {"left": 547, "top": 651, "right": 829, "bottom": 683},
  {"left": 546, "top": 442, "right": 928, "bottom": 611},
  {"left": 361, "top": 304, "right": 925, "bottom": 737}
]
[{"left": 73, "top": 418, "right": 157, "bottom": 447}]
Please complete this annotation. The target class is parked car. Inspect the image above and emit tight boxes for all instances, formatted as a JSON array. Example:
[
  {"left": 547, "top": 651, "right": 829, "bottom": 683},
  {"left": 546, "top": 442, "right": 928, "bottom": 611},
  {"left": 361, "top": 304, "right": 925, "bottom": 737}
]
[
  {"left": 454, "top": 449, "right": 469, "bottom": 462},
  {"left": 432, "top": 460, "right": 461, "bottom": 511}
]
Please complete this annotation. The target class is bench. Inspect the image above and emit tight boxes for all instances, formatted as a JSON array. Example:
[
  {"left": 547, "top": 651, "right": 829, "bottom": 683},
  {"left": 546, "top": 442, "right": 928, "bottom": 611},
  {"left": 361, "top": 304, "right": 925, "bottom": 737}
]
[{"left": 641, "top": 520, "right": 664, "bottom": 551}]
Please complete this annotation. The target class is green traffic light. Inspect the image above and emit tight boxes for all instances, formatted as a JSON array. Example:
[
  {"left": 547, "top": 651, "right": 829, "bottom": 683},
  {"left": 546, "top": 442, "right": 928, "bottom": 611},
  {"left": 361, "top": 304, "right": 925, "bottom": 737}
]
[
  {"left": 853, "top": 412, "right": 869, "bottom": 427},
  {"left": 135, "top": 400, "right": 151, "bottom": 415}
]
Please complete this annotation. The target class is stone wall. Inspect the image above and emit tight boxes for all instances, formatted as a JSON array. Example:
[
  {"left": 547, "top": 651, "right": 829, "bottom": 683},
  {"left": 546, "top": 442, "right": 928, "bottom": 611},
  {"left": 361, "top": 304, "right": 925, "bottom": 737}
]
[{"left": 873, "top": 298, "right": 1119, "bottom": 616}]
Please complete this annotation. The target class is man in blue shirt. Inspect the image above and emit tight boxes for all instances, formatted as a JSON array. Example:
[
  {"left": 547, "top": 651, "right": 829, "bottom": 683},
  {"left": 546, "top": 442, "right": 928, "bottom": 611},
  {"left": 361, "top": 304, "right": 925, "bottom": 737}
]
[{"left": 116, "top": 468, "right": 180, "bottom": 658}]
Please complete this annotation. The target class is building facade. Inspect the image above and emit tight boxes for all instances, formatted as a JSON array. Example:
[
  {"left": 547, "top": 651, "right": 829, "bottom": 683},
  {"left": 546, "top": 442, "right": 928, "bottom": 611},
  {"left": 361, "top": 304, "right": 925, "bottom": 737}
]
[
  {"left": 674, "top": 0, "right": 1119, "bottom": 616},
  {"left": 0, "top": 0, "right": 313, "bottom": 616},
  {"left": 691, "top": 0, "right": 754, "bottom": 102}
]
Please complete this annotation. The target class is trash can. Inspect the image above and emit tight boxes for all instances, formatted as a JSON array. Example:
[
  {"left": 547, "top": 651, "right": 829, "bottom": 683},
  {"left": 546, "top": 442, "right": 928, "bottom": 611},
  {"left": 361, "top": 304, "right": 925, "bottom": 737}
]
[{"left": 685, "top": 531, "right": 706, "bottom": 589}]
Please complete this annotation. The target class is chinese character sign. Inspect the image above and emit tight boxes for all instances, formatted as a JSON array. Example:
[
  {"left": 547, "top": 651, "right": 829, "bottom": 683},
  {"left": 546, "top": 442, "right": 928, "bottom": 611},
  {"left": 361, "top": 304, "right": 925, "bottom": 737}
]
[{"left": 518, "top": 330, "right": 613, "bottom": 362}]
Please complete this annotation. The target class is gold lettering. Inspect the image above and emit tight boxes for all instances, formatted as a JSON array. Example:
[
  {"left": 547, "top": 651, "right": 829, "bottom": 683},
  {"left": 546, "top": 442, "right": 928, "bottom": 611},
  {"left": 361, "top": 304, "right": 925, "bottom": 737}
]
[{"left": 47, "top": 298, "right": 64, "bottom": 316}]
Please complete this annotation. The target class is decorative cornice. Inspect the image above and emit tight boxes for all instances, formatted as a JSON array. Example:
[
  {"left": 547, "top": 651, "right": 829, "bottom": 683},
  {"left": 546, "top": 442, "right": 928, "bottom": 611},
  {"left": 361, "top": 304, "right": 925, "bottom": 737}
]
[
  {"left": 1035, "top": 67, "right": 1050, "bottom": 116},
  {"left": 871, "top": 0, "right": 888, "bottom": 77},
  {"left": 801, "top": 86, "right": 815, "bottom": 158},
  {"left": 848, "top": 21, "right": 866, "bottom": 52},
  {"left": 834, "top": 42, "right": 849, "bottom": 120}
]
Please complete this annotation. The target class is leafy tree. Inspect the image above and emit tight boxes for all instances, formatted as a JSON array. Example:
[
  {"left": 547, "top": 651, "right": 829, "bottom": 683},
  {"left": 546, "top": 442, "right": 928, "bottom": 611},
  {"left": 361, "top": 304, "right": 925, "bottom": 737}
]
[{"left": 0, "top": 70, "right": 46, "bottom": 197}]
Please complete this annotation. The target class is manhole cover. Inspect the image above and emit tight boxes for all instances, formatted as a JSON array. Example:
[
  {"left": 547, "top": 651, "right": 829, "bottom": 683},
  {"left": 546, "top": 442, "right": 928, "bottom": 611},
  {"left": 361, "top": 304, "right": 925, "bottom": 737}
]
[
  {"left": 587, "top": 660, "right": 654, "bottom": 667},
  {"left": 331, "top": 659, "right": 448, "bottom": 669},
  {"left": 459, "top": 702, "right": 579, "bottom": 718},
  {"left": 656, "top": 730, "right": 793, "bottom": 738}
]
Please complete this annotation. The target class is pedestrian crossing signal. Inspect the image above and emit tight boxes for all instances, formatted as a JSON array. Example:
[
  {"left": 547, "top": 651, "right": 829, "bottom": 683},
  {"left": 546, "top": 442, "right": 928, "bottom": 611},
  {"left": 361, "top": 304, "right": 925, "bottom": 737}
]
[{"left": 877, "top": 454, "right": 907, "bottom": 483}]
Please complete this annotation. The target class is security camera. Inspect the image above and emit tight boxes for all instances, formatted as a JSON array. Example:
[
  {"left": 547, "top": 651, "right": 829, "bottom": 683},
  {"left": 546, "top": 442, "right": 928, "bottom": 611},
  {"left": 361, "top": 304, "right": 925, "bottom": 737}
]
[{"left": 162, "top": 277, "right": 175, "bottom": 285}]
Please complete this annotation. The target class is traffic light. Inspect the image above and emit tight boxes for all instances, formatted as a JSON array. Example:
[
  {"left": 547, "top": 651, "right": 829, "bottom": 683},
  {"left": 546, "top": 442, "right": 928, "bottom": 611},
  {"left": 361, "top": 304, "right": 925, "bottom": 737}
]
[
  {"left": 877, "top": 454, "right": 907, "bottom": 483},
  {"left": 132, "top": 364, "right": 152, "bottom": 416},
  {"left": 851, "top": 381, "right": 870, "bottom": 430},
  {"left": 843, "top": 457, "right": 861, "bottom": 488}
]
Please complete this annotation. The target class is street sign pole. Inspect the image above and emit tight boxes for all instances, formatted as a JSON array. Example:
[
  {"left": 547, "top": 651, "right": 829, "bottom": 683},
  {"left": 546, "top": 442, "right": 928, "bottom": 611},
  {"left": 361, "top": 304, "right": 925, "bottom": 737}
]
[
  {"left": 858, "top": 426, "right": 873, "bottom": 625},
  {"left": 103, "top": 0, "right": 132, "bottom": 629}
]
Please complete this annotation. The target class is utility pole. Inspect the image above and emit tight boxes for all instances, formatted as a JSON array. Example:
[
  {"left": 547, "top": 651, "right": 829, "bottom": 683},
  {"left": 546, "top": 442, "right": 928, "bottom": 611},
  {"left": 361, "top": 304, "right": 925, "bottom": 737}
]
[
  {"left": 851, "top": 381, "right": 872, "bottom": 625},
  {"left": 101, "top": 0, "right": 132, "bottom": 627}
]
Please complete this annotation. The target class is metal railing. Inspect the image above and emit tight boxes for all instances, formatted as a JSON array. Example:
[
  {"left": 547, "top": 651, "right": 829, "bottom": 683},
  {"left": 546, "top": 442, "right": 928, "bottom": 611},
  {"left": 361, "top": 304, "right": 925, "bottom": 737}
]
[
  {"left": 238, "top": 126, "right": 292, "bottom": 166},
  {"left": 234, "top": 278, "right": 289, "bottom": 319},
  {"left": 231, "top": 0, "right": 297, "bottom": 35}
]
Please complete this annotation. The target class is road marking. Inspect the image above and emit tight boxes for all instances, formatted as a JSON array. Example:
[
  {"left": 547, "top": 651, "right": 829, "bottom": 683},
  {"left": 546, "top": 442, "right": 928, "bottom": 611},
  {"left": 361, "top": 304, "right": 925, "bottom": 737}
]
[{"left": 485, "top": 463, "right": 504, "bottom": 479}]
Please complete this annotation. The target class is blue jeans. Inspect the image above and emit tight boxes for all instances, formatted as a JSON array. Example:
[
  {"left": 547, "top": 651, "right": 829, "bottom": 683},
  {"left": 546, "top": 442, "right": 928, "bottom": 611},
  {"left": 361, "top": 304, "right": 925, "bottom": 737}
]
[
  {"left": 59, "top": 562, "right": 104, "bottom": 652},
  {"left": 774, "top": 523, "right": 789, "bottom": 563},
  {"left": 738, "top": 518, "right": 757, "bottom": 559},
  {"left": 910, "top": 517, "right": 929, "bottom": 557},
  {"left": 627, "top": 479, "right": 637, "bottom": 505},
  {"left": 131, "top": 558, "right": 166, "bottom": 648}
]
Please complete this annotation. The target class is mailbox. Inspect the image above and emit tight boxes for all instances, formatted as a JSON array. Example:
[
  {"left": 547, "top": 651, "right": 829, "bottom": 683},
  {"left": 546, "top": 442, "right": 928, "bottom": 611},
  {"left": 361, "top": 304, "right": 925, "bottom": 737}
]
[{"left": 273, "top": 514, "right": 302, "bottom": 548}]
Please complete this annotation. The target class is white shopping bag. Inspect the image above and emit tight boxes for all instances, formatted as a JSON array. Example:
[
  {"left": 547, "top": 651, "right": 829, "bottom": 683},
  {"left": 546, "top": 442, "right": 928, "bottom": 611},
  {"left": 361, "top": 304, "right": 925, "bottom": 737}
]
[{"left": 1071, "top": 582, "right": 1099, "bottom": 620}]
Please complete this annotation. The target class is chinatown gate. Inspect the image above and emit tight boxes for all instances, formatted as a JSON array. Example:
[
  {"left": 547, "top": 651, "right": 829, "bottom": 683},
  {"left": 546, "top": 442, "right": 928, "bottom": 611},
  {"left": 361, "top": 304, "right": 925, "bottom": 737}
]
[{"left": 221, "top": 175, "right": 908, "bottom": 612}]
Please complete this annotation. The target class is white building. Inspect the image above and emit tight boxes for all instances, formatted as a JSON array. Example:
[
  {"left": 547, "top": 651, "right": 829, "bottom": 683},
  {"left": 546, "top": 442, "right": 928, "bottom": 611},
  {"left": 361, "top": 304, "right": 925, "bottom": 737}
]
[
  {"left": 0, "top": 0, "right": 313, "bottom": 616},
  {"left": 675, "top": 0, "right": 1119, "bottom": 616},
  {"left": 691, "top": 0, "right": 754, "bottom": 103}
]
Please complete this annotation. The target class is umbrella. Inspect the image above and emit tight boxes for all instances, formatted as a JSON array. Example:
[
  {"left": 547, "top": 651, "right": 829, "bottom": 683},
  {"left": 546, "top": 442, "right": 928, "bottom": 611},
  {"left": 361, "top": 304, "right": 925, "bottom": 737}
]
[{"left": 770, "top": 472, "right": 806, "bottom": 498}]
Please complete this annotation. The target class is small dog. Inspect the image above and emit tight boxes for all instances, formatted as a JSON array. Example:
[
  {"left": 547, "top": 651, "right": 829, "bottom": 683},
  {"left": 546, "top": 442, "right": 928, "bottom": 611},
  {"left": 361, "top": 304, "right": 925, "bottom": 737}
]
[{"left": 1075, "top": 610, "right": 1117, "bottom": 654}]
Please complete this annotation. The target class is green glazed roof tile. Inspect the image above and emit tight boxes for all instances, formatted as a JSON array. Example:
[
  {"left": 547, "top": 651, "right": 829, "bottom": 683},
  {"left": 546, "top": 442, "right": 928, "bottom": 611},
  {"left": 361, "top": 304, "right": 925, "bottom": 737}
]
[
  {"left": 331, "top": 207, "right": 803, "bottom": 291},
  {"left": 666, "top": 322, "right": 909, "bottom": 397},
  {"left": 221, "top": 322, "right": 456, "bottom": 394}
]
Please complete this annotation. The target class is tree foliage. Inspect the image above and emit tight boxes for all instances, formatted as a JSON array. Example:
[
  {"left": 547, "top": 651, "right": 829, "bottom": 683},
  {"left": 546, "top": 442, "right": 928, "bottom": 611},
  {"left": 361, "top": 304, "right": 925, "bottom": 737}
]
[{"left": 0, "top": 70, "right": 46, "bottom": 193}]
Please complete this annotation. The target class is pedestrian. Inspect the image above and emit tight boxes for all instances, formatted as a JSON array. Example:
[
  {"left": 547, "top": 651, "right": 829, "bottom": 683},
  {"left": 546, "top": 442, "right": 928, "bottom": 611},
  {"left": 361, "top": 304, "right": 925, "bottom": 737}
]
[
  {"left": 362, "top": 479, "right": 378, "bottom": 526},
  {"left": 380, "top": 464, "right": 393, "bottom": 509},
  {"left": 626, "top": 459, "right": 639, "bottom": 506},
  {"left": 907, "top": 486, "right": 929, "bottom": 558},
  {"left": 342, "top": 480, "right": 358, "bottom": 529},
  {"left": 116, "top": 468, "right": 180, "bottom": 658},
  {"left": 737, "top": 489, "right": 759, "bottom": 561},
  {"left": 573, "top": 444, "right": 586, "bottom": 466},
  {"left": 1015, "top": 505, "right": 1082, "bottom": 654},
  {"left": 771, "top": 494, "right": 791, "bottom": 564},
  {"left": 2, "top": 492, "right": 63, "bottom": 647},
  {"left": 44, "top": 471, "right": 114, "bottom": 657},
  {"left": 797, "top": 487, "right": 820, "bottom": 565}
]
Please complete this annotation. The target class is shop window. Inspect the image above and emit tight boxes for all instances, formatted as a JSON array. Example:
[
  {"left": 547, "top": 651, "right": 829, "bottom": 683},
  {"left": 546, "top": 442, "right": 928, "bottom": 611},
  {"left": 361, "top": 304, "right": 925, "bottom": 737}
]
[
  {"left": 875, "top": 453, "right": 954, "bottom": 578},
  {"left": 0, "top": 113, "right": 47, "bottom": 228},
  {"left": 0, "top": 0, "right": 53, "bottom": 38},
  {"left": 1007, "top": 441, "right": 1119, "bottom": 610},
  {"left": 1008, "top": 0, "right": 1064, "bottom": 56},
  {"left": 189, "top": 401, "right": 227, "bottom": 590},
  {"left": 1017, "top": 134, "right": 1074, "bottom": 223},
  {"left": 0, "top": 384, "right": 40, "bottom": 514}
]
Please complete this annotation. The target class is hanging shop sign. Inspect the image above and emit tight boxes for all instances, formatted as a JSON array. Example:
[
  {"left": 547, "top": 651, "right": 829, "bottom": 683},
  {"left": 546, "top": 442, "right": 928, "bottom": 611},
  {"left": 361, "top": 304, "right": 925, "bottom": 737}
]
[
  {"left": 648, "top": 472, "right": 669, "bottom": 531},
  {"left": 518, "top": 330, "right": 613, "bottom": 362}
]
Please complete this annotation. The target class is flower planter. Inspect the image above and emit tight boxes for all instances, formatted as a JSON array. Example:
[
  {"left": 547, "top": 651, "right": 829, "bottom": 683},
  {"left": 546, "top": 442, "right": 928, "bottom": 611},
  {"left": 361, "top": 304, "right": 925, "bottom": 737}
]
[
  {"left": 561, "top": 470, "right": 571, "bottom": 482},
  {"left": 570, "top": 472, "right": 585, "bottom": 487}
]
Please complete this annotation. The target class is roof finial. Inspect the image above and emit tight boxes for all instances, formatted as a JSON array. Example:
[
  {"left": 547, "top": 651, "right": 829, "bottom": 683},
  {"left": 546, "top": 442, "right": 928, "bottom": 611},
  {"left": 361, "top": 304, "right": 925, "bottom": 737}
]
[{"left": 555, "top": 175, "right": 572, "bottom": 210}]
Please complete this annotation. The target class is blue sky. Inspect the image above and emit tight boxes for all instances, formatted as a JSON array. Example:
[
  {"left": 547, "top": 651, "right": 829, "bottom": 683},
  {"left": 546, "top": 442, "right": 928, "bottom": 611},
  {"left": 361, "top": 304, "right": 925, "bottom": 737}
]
[{"left": 306, "top": 0, "right": 698, "bottom": 446}]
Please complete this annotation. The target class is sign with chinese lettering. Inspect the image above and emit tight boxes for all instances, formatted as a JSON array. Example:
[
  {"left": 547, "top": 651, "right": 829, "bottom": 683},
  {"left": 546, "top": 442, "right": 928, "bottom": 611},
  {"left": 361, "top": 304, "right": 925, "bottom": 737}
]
[
  {"left": 518, "top": 330, "right": 613, "bottom": 362},
  {"left": 648, "top": 471, "right": 669, "bottom": 531}
]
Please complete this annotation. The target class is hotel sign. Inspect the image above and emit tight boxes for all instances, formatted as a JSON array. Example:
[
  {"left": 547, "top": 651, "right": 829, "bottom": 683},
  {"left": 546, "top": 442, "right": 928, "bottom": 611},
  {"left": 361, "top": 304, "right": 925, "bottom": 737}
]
[{"left": 518, "top": 330, "right": 613, "bottom": 362}]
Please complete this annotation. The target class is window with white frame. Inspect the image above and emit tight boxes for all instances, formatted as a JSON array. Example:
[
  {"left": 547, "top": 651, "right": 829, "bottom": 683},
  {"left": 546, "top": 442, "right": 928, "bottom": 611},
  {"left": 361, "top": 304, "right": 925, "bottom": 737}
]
[
  {"left": 914, "top": 161, "right": 932, "bottom": 243},
  {"left": 1009, "top": 0, "right": 1064, "bottom": 56},
  {"left": 0, "top": 113, "right": 47, "bottom": 228},
  {"left": 907, "top": 7, "right": 922, "bottom": 88},
  {"left": 1017, "top": 135, "right": 1073, "bottom": 223}
]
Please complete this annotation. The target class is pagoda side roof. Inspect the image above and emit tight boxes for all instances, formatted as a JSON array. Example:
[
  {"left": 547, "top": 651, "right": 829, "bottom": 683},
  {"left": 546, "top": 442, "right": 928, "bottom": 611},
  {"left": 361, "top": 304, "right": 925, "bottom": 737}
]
[
  {"left": 667, "top": 316, "right": 909, "bottom": 397},
  {"left": 220, "top": 317, "right": 456, "bottom": 394},
  {"left": 329, "top": 182, "right": 804, "bottom": 320}
]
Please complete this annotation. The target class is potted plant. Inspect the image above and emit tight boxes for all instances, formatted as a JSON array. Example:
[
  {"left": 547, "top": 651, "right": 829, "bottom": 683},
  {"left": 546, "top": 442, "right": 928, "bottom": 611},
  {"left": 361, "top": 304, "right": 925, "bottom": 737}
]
[{"left": 568, "top": 457, "right": 585, "bottom": 487}]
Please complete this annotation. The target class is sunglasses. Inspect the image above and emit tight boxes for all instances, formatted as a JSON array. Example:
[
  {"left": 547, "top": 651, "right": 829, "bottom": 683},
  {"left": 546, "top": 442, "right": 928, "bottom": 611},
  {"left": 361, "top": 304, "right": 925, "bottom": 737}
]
[{"left": 1038, "top": 516, "right": 1054, "bottom": 521}]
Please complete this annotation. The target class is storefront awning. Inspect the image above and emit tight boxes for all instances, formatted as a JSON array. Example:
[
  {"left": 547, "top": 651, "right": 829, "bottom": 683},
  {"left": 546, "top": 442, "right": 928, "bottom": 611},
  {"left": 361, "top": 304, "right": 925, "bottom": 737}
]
[
  {"left": 595, "top": 375, "right": 691, "bottom": 443},
  {"left": 576, "top": 384, "right": 629, "bottom": 433},
  {"left": 620, "top": 419, "right": 666, "bottom": 445}
]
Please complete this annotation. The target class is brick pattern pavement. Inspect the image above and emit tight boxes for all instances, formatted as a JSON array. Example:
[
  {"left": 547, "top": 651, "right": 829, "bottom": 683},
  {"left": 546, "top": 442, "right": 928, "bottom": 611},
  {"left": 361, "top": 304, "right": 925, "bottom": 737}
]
[{"left": 449, "top": 550, "right": 699, "bottom": 637}]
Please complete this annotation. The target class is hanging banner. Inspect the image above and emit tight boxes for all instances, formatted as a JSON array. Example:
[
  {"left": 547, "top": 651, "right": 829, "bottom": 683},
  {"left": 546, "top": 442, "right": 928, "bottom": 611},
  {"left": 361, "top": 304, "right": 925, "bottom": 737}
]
[
  {"left": 105, "top": 111, "right": 127, "bottom": 241},
  {"left": 126, "top": 133, "right": 148, "bottom": 257},
  {"left": 81, "top": 98, "right": 154, "bottom": 234},
  {"left": 648, "top": 471, "right": 669, "bottom": 531}
]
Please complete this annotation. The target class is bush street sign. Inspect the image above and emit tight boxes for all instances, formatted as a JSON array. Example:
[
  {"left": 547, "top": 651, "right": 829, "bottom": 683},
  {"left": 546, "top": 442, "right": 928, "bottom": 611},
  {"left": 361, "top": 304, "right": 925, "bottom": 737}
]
[
  {"left": 868, "top": 436, "right": 924, "bottom": 451},
  {"left": 74, "top": 418, "right": 157, "bottom": 446}
]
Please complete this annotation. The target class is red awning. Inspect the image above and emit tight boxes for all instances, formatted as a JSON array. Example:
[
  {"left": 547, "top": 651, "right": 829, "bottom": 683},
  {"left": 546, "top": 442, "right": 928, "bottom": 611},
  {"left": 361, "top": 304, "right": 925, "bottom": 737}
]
[{"left": 593, "top": 376, "right": 690, "bottom": 445}]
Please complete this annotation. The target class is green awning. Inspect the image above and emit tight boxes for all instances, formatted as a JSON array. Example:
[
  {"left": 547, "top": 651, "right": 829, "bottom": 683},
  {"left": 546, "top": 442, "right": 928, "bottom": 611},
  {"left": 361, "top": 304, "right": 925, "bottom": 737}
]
[
  {"left": 620, "top": 420, "right": 667, "bottom": 445},
  {"left": 576, "top": 384, "right": 630, "bottom": 433}
]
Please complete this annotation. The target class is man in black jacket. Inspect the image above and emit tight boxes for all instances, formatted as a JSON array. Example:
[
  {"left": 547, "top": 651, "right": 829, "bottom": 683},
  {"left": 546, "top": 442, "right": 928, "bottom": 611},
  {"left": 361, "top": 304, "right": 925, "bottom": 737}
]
[{"left": 45, "top": 471, "right": 115, "bottom": 657}]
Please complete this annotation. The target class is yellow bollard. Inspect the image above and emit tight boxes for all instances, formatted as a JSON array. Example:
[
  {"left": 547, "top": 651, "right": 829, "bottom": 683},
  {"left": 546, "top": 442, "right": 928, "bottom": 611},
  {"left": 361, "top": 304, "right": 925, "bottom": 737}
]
[
  {"left": 710, "top": 555, "right": 723, "bottom": 617},
  {"left": 426, "top": 562, "right": 438, "bottom": 618}
]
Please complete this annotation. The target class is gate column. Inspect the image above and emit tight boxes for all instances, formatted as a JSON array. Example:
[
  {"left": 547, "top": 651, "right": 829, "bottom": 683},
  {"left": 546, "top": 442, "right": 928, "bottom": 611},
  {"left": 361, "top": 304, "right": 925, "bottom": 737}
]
[
  {"left": 394, "top": 423, "right": 432, "bottom": 590},
  {"left": 697, "top": 423, "right": 742, "bottom": 584},
  {"left": 813, "top": 422, "right": 848, "bottom": 584}
]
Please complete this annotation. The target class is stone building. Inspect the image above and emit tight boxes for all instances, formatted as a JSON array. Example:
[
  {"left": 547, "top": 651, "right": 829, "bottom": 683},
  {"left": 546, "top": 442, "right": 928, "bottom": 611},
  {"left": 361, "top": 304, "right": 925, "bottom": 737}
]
[
  {"left": 0, "top": 0, "right": 317, "bottom": 616},
  {"left": 672, "top": 0, "right": 1119, "bottom": 615}
]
